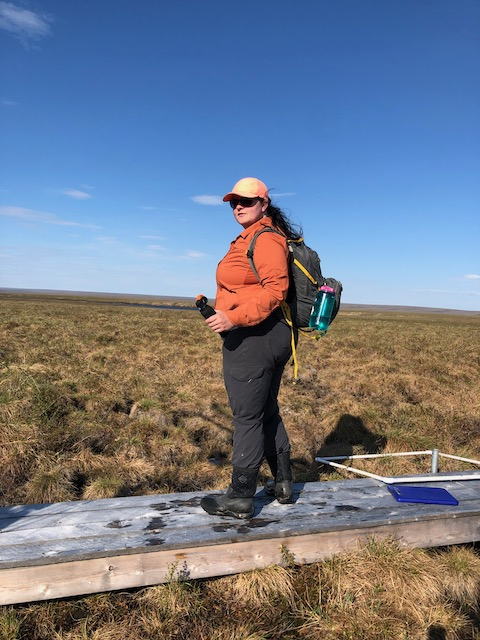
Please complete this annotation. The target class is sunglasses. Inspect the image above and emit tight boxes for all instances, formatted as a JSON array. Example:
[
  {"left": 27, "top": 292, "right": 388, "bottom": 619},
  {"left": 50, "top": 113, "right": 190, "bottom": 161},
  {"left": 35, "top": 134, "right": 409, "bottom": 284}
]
[{"left": 229, "top": 197, "right": 261, "bottom": 209}]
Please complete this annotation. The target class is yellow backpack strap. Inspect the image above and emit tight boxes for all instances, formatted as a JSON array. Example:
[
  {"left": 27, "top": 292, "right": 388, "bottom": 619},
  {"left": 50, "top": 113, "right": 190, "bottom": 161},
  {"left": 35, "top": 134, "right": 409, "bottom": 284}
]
[
  {"left": 292, "top": 257, "right": 318, "bottom": 285},
  {"left": 280, "top": 301, "right": 299, "bottom": 382}
]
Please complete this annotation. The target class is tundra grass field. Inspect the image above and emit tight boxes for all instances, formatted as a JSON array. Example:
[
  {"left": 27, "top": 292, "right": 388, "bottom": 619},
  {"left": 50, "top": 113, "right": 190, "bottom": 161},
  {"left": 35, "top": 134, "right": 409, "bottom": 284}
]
[{"left": 0, "top": 293, "right": 479, "bottom": 639}]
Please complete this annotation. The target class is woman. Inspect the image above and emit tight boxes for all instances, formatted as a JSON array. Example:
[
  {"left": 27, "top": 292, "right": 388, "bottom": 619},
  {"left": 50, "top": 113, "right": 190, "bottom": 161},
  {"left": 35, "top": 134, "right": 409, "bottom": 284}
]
[{"left": 200, "top": 177, "right": 301, "bottom": 519}]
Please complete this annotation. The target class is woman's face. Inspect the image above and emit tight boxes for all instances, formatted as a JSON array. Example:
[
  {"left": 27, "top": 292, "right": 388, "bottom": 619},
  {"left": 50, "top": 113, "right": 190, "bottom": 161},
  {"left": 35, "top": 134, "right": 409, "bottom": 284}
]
[{"left": 230, "top": 197, "right": 268, "bottom": 229}]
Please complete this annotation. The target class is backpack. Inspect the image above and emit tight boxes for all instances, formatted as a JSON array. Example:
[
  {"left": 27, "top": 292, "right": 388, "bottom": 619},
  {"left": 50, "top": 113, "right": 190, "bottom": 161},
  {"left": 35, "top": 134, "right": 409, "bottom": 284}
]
[{"left": 246, "top": 228, "right": 343, "bottom": 331}]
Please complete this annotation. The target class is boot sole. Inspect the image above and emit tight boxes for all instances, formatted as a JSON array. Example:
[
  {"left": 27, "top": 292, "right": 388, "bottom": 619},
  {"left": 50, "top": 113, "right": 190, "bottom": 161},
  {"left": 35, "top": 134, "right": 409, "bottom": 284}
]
[
  {"left": 201, "top": 505, "right": 253, "bottom": 519},
  {"left": 200, "top": 497, "right": 254, "bottom": 519},
  {"left": 265, "top": 482, "right": 294, "bottom": 504}
]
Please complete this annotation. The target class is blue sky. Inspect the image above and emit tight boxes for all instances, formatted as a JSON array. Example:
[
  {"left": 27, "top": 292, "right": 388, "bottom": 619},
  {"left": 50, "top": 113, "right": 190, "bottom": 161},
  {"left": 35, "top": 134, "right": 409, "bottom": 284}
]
[{"left": 1, "top": 0, "right": 479, "bottom": 311}]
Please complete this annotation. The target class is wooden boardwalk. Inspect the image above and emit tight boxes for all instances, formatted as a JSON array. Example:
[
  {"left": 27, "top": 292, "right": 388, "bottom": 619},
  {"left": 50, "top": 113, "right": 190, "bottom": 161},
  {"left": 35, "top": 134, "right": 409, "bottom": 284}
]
[{"left": 1, "top": 476, "right": 479, "bottom": 605}]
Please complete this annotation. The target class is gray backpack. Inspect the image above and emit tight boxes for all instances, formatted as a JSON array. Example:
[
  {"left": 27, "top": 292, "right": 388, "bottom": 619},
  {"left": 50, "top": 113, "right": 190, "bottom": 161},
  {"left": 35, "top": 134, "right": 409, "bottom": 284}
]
[{"left": 246, "top": 228, "right": 342, "bottom": 330}]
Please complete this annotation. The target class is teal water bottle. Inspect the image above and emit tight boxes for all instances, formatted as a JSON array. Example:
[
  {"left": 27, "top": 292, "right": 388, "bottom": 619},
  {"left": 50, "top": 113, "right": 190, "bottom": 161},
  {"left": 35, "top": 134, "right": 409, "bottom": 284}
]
[{"left": 309, "top": 285, "right": 336, "bottom": 333}]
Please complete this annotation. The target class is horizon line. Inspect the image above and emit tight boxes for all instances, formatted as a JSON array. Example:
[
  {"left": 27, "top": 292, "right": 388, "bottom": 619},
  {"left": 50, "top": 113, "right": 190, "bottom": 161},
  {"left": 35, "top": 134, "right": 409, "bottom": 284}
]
[{"left": 0, "top": 287, "right": 478, "bottom": 316}]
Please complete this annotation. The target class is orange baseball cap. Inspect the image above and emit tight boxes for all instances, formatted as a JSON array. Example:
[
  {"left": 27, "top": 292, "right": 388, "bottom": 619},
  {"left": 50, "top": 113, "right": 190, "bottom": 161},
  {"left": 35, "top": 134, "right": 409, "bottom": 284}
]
[{"left": 222, "top": 177, "right": 269, "bottom": 202}]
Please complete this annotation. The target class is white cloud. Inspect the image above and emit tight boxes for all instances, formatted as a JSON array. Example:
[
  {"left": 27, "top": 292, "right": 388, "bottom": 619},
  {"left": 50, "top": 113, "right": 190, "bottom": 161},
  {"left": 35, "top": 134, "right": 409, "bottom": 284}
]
[
  {"left": 191, "top": 195, "right": 224, "bottom": 206},
  {"left": 0, "top": 1, "right": 52, "bottom": 43},
  {"left": 186, "top": 250, "right": 207, "bottom": 259},
  {"left": 141, "top": 235, "right": 165, "bottom": 240},
  {"left": 1, "top": 99, "right": 17, "bottom": 107},
  {"left": 147, "top": 244, "right": 167, "bottom": 252},
  {"left": 465, "top": 274, "right": 480, "bottom": 280},
  {"left": 0, "top": 205, "right": 100, "bottom": 229},
  {"left": 139, "top": 205, "right": 158, "bottom": 211},
  {"left": 63, "top": 189, "right": 93, "bottom": 200}
]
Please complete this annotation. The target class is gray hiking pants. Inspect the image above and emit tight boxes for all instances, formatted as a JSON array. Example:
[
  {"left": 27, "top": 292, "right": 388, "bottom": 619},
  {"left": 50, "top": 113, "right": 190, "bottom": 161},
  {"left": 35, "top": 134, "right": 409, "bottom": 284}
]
[{"left": 222, "top": 310, "right": 294, "bottom": 469}]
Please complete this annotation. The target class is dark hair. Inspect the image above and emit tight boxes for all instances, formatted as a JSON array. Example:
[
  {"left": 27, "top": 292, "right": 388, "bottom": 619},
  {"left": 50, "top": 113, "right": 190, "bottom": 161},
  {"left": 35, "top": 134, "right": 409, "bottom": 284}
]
[{"left": 265, "top": 199, "right": 302, "bottom": 240}]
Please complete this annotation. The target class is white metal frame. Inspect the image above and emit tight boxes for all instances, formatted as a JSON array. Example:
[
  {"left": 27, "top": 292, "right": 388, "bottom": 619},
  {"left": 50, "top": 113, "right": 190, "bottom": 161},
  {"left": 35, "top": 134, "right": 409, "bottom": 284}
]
[{"left": 315, "top": 449, "right": 480, "bottom": 484}]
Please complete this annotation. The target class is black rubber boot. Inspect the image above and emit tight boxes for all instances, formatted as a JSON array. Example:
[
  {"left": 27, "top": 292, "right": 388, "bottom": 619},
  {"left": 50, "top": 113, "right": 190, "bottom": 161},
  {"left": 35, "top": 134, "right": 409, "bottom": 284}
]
[
  {"left": 265, "top": 451, "right": 294, "bottom": 504},
  {"left": 200, "top": 467, "right": 258, "bottom": 519}
]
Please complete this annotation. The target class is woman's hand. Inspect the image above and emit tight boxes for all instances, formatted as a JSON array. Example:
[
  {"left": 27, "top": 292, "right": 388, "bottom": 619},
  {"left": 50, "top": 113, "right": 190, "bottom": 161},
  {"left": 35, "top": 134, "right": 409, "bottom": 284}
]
[{"left": 205, "top": 309, "right": 236, "bottom": 334}]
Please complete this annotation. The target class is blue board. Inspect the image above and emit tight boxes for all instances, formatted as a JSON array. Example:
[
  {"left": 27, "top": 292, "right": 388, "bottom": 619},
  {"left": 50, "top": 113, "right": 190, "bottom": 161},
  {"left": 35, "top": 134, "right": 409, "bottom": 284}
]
[{"left": 388, "top": 485, "right": 459, "bottom": 505}]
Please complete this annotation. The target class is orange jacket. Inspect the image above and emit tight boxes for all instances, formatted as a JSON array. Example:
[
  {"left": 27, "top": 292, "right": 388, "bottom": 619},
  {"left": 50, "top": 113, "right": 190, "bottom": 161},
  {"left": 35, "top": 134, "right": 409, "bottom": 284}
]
[{"left": 215, "top": 217, "right": 289, "bottom": 327}]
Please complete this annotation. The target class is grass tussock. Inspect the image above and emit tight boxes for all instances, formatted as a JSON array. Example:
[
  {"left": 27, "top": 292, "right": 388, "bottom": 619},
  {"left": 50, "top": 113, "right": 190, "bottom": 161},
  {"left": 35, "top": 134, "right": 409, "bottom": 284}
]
[{"left": 0, "top": 294, "right": 479, "bottom": 638}]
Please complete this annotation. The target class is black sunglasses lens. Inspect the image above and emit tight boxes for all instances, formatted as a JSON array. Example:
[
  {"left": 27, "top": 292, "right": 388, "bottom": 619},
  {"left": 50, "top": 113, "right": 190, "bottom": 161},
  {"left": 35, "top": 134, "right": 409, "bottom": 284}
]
[{"left": 230, "top": 198, "right": 258, "bottom": 209}]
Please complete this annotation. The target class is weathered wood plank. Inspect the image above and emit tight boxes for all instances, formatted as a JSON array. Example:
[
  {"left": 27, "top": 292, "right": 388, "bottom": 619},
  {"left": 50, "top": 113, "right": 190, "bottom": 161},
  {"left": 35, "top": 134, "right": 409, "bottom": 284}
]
[
  {"left": 1, "top": 479, "right": 479, "bottom": 568},
  {"left": 1, "top": 478, "right": 479, "bottom": 605},
  {"left": 1, "top": 486, "right": 474, "bottom": 543},
  {"left": 1, "top": 478, "right": 477, "bottom": 533},
  {"left": 0, "top": 475, "right": 453, "bottom": 519},
  {"left": 0, "top": 475, "right": 476, "bottom": 524},
  {"left": 0, "top": 512, "right": 477, "bottom": 605},
  {"left": 0, "top": 504, "right": 476, "bottom": 569}
]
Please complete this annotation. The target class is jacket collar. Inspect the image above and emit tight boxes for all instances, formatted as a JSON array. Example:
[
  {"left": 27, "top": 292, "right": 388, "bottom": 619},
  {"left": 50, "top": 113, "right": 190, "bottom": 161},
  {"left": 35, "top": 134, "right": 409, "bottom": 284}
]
[{"left": 237, "top": 216, "right": 274, "bottom": 240}]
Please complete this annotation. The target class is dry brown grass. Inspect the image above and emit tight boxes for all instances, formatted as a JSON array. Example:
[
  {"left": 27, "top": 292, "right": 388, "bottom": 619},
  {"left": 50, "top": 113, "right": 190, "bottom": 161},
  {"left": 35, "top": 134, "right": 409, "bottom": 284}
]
[
  {"left": 0, "top": 543, "right": 479, "bottom": 639},
  {"left": 0, "top": 294, "right": 479, "bottom": 639},
  {"left": 293, "top": 538, "right": 474, "bottom": 639}
]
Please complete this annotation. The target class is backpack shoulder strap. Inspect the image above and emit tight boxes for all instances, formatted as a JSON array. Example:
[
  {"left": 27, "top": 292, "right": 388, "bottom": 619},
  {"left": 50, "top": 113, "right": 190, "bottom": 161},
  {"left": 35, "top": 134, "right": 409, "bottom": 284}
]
[
  {"left": 246, "top": 227, "right": 285, "bottom": 282},
  {"left": 246, "top": 226, "right": 302, "bottom": 382}
]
